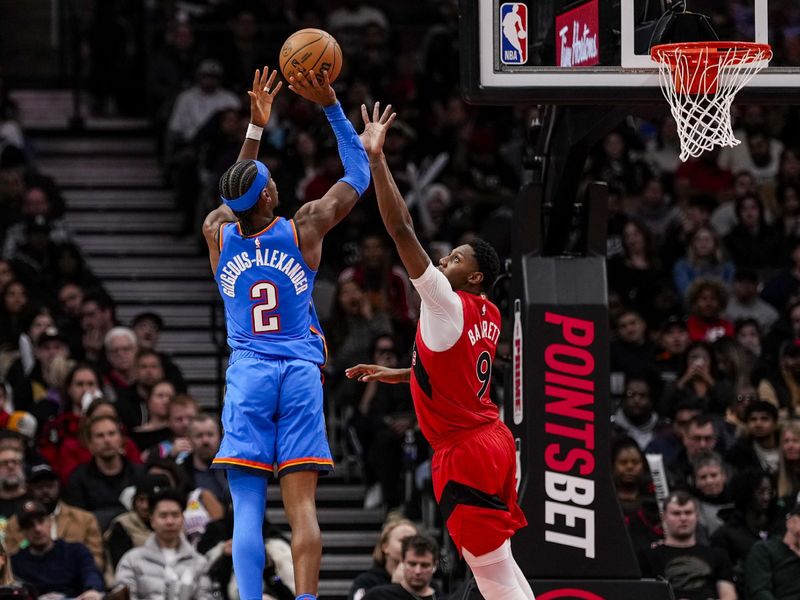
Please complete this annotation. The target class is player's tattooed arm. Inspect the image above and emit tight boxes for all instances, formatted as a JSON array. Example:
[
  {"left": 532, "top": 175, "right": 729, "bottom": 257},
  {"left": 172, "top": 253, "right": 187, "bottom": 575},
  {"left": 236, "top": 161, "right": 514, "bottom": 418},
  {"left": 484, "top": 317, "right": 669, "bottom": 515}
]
[
  {"left": 345, "top": 364, "right": 411, "bottom": 384},
  {"left": 202, "top": 204, "right": 237, "bottom": 273},
  {"left": 238, "top": 66, "right": 283, "bottom": 162},
  {"left": 362, "top": 103, "right": 430, "bottom": 279}
]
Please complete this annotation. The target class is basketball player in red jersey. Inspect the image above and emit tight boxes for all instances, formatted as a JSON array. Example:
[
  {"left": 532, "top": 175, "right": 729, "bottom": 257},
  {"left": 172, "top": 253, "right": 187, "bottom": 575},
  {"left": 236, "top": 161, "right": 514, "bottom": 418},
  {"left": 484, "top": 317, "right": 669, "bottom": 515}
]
[{"left": 346, "top": 104, "right": 535, "bottom": 600}]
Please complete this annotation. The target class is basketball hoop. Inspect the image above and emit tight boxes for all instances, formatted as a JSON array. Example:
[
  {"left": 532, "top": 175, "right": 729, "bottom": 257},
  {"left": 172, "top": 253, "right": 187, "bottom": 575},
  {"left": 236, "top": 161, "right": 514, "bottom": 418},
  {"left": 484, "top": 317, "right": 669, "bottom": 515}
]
[{"left": 650, "top": 41, "right": 772, "bottom": 161}]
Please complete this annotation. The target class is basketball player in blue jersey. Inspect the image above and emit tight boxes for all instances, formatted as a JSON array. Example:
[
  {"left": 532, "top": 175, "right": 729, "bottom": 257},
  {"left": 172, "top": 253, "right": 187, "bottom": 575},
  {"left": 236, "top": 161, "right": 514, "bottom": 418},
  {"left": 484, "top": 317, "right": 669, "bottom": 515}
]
[{"left": 201, "top": 67, "right": 388, "bottom": 600}]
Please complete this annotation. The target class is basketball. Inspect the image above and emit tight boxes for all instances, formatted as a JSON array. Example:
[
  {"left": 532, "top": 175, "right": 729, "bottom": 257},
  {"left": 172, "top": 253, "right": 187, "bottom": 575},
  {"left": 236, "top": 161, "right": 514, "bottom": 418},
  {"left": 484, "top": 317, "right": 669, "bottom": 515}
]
[{"left": 279, "top": 28, "right": 342, "bottom": 86}]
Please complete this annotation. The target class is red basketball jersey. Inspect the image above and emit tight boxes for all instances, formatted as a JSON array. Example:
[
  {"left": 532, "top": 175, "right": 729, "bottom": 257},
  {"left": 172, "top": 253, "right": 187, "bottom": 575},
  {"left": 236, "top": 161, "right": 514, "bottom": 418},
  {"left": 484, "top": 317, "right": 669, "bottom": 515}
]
[{"left": 410, "top": 291, "right": 501, "bottom": 449}]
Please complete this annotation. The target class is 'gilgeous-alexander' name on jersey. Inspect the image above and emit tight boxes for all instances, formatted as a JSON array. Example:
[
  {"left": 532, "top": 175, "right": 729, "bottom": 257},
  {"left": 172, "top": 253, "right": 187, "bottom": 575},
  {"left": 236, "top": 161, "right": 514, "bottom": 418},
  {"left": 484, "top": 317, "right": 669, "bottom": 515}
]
[{"left": 214, "top": 217, "right": 326, "bottom": 365}]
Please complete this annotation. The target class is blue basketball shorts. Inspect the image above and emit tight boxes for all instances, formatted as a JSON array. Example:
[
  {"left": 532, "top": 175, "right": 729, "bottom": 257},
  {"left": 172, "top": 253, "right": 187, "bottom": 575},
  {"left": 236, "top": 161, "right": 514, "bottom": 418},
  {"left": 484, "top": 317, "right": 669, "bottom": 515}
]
[{"left": 211, "top": 350, "right": 333, "bottom": 478}]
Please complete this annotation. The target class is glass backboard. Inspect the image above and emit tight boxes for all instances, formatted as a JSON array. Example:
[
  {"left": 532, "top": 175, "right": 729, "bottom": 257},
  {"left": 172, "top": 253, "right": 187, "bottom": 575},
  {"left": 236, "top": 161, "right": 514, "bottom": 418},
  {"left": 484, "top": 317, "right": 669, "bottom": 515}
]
[{"left": 460, "top": 0, "right": 800, "bottom": 104}]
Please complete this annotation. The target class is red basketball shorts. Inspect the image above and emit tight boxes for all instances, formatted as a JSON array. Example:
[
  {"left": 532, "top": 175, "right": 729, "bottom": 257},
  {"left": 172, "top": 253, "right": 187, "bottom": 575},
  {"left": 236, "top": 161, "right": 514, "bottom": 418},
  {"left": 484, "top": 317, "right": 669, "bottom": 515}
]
[{"left": 431, "top": 419, "right": 528, "bottom": 557}]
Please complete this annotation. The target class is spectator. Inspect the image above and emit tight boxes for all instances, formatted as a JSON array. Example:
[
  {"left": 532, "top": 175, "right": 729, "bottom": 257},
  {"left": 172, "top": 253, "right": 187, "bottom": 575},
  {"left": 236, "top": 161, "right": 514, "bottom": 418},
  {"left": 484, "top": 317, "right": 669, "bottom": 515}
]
[
  {"left": 778, "top": 182, "right": 800, "bottom": 240},
  {"left": 148, "top": 20, "right": 199, "bottom": 134},
  {"left": 638, "top": 491, "right": 736, "bottom": 600},
  {"left": 607, "top": 218, "right": 665, "bottom": 324},
  {"left": 685, "top": 278, "right": 734, "bottom": 343},
  {"left": 130, "top": 312, "right": 186, "bottom": 392},
  {"left": 349, "top": 334, "right": 416, "bottom": 510},
  {"left": 726, "top": 400, "right": 780, "bottom": 475},
  {"left": 589, "top": 131, "right": 652, "bottom": 198},
  {"left": 0, "top": 281, "right": 29, "bottom": 350},
  {"left": 712, "top": 467, "right": 780, "bottom": 591},
  {"left": 144, "top": 394, "right": 198, "bottom": 462},
  {"left": 143, "top": 458, "right": 223, "bottom": 547},
  {"left": 80, "top": 290, "right": 116, "bottom": 365},
  {"left": 114, "top": 488, "right": 213, "bottom": 600},
  {"left": 662, "top": 193, "right": 716, "bottom": 270},
  {"left": 131, "top": 380, "right": 175, "bottom": 451},
  {"left": 327, "top": 0, "right": 389, "bottom": 54},
  {"left": 104, "top": 474, "right": 169, "bottom": 572},
  {"left": 115, "top": 349, "right": 165, "bottom": 431},
  {"left": 611, "top": 437, "right": 655, "bottom": 518},
  {"left": 609, "top": 309, "right": 658, "bottom": 393},
  {"left": 46, "top": 243, "right": 99, "bottom": 293},
  {"left": 2, "top": 185, "right": 70, "bottom": 261},
  {"left": 646, "top": 399, "right": 703, "bottom": 464},
  {"left": 166, "top": 59, "right": 239, "bottom": 235},
  {"left": 735, "top": 317, "right": 764, "bottom": 367},
  {"left": 339, "top": 233, "right": 416, "bottom": 336},
  {"left": 65, "top": 415, "right": 145, "bottom": 530},
  {"left": 745, "top": 501, "right": 800, "bottom": 599},
  {"left": 34, "top": 365, "right": 135, "bottom": 483},
  {"left": 761, "top": 239, "right": 800, "bottom": 312},
  {"left": 691, "top": 451, "right": 732, "bottom": 537},
  {"left": 611, "top": 375, "right": 669, "bottom": 450},
  {"left": 56, "top": 282, "right": 84, "bottom": 357},
  {"left": 653, "top": 316, "right": 691, "bottom": 388},
  {"left": 666, "top": 414, "right": 718, "bottom": 489},
  {"left": 662, "top": 342, "right": 729, "bottom": 417},
  {"left": 0, "top": 447, "right": 26, "bottom": 523},
  {"left": 6, "top": 324, "right": 67, "bottom": 416},
  {"left": 724, "top": 194, "right": 785, "bottom": 272},
  {"left": 724, "top": 270, "right": 779, "bottom": 334},
  {"left": 212, "top": 9, "right": 269, "bottom": 92},
  {"left": 674, "top": 151, "right": 732, "bottom": 202},
  {"left": 179, "top": 414, "right": 229, "bottom": 504},
  {"left": 102, "top": 327, "right": 138, "bottom": 400},
  {"left": 10, "top": 499, "right": 104, "bottom": 600},
  {"left": 718, "top": 127, "right": 784, "bottom": 186},
  {"left": 777, "top": 419, "right": 800, "bottom": 505},
  {"left": 673, "top": 225, "right": 735, "bottom": 299},
  {"left": 362, "top": 534, "right": 439, "bottom": 600},
  {"left": 758, "top": 341, "right": 800, "bottom": 416},
  {"left": 349, "top": 518, "right": 418, "bottom": 600},
  {"left": 4, "top": 464, "right": 103, "bottom": 571}
]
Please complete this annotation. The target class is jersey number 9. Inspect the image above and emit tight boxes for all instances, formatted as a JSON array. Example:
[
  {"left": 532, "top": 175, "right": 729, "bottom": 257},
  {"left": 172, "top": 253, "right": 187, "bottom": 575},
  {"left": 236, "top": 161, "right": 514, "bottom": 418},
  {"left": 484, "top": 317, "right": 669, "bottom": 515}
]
[
  {"left": 476, "top": 351, "right": 492, "bottom": 398},
  {"left": 250, "top": 281, "right": 280, "bottom": 333}
]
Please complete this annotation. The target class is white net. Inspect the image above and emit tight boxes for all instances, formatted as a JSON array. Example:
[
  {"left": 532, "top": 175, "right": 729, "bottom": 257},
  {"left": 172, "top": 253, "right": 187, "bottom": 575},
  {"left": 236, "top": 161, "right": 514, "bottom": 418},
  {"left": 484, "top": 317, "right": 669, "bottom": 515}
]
[{"left": 651, "top": 43, "right": 772, "bottom": 161}]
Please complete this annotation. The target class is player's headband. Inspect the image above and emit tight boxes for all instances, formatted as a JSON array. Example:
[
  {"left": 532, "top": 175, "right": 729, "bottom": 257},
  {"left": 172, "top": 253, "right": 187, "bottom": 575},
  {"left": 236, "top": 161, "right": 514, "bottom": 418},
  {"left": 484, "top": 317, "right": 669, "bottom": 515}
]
[{"left": 221, "top": 160, "right": 270, "bottom": 211}]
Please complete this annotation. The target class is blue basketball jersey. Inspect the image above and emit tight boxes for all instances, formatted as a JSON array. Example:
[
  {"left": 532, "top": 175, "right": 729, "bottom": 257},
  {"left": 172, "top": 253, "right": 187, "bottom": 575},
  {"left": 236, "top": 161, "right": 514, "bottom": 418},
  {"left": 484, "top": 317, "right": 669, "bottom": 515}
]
[{"left": 214, "top": 217, "right": 325, "bottom": 365}]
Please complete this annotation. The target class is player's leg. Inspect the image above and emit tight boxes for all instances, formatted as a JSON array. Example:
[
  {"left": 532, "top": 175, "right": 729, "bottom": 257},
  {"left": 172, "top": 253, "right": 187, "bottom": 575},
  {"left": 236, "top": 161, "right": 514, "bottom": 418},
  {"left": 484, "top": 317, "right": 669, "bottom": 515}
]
[
  {"left": 212, "top": 351, "right": 280, "bottom": 599},
  {"left": 280, "top": 470, "right": 322, "bottom": 596},
  {"left": 275, "top": 358, "right": 334, "bottom": 599},
  {"left": 229, "top": 469, "right": 269, "bottom": 600},
  {"left": 511, "top": 555, "right": 536, "bottom": 600},
  {"left": 464, "top": 540, "right": 533, "bottom": 600}
]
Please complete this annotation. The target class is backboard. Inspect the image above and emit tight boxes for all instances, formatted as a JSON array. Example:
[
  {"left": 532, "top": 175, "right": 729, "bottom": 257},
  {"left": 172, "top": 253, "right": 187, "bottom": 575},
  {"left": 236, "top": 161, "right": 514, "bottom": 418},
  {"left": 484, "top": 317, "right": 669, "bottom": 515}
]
[{"left": 460, "top": 0, "right": 800, "bottom": 104}]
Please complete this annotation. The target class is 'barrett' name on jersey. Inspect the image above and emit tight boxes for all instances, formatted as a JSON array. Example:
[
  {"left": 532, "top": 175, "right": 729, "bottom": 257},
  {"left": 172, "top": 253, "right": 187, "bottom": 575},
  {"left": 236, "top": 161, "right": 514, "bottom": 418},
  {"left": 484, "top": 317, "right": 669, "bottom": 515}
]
[{"left": 218, "top": 248, "right": 309, "bottom": 297}]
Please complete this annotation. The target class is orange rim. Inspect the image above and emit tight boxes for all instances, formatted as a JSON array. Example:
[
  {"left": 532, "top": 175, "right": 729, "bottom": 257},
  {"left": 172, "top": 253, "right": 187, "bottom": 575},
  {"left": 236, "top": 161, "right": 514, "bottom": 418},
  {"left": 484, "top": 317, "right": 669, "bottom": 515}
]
[{"left": 650, "top": 41, "right": 772, "bottom": 66}]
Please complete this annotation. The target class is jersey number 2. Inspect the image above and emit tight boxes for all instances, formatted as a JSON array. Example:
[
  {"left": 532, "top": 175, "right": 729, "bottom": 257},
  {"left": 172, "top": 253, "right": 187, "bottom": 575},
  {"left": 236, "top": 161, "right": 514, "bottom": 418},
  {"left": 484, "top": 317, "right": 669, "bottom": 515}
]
[
  {"left": 251, "top": 281, "right": 280, "bottom": 333},
  {"left": 476, "top": 351, "right": 492, "bottom": 398}
]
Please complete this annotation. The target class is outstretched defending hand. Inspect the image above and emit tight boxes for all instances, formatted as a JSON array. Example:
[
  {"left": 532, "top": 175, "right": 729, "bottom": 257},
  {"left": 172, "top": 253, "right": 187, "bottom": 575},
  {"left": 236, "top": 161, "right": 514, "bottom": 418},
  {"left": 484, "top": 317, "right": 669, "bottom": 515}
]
[
  {"left": 288, "top": 69, "right": 337, "bottom": 107},
  {"left": 345, "top": 363, "right": 407, "bottom": 384},
  {"left": 359, "top": 102, "right": 397, "bottom": 159},
  {"left": 248, "top": 66, "right": 283, "bottom": 128}
]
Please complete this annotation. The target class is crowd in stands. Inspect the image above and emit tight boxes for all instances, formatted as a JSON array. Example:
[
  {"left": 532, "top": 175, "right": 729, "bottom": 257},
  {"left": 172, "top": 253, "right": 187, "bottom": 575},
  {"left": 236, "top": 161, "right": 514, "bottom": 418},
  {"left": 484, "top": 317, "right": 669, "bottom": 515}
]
[{"left": 0, "top": 0, "right": 800, "bottom": 598}]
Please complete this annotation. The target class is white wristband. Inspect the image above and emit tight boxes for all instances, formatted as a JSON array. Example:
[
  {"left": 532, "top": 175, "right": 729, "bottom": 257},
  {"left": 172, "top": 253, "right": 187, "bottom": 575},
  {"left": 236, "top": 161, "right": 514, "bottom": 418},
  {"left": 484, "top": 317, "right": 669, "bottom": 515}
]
[{"left": 246, "top": 123, "right": 263, "bottom": 141}]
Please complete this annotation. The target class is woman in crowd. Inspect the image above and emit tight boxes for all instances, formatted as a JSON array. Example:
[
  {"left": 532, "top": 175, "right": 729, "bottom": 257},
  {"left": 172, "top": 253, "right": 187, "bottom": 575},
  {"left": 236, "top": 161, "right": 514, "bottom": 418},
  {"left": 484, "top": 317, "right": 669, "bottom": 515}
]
[
  {"left": 777, "top": 419, "right": 800, "bottom": 508},
  {"left": 691, "top": 451, "right": 733, "bottom": 538},
  {"left": 131, "top": 380, "right": 175, "bottom": 451},
  {"left": 672, "top": 225, "right": 735, "bottom": 298},
  {"left": 348, "top": 517, "right": 418, "bottom": 600},
  {"left": 661, "top": 341, "right": 729, "bottom": 417}
]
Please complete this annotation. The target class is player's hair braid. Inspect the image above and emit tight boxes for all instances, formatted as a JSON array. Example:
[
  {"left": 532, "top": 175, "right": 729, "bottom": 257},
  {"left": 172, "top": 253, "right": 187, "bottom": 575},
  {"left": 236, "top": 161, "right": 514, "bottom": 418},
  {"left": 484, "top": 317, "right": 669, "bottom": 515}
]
[
  {"left": 468, "top": 238, "right": 501, "bottom": 292},
  {"left": 219, "top": 160, "right": 261, "bottom": 231}
]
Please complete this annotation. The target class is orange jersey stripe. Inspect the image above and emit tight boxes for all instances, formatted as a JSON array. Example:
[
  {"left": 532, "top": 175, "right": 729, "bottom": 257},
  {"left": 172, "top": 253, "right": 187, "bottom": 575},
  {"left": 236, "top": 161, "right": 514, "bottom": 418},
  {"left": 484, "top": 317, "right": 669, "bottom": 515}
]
[
  {"left": 213, "top": 457, "right": 274, "bottom": 472},
  {"left": 237, "top": 216, "right": 282, "bottom": 239},
  {"left": 278, "top": 457, "right": 334, "bottom": 470},
  {"left": 289, "top": 219, "right": 300, "bottom": 247}
]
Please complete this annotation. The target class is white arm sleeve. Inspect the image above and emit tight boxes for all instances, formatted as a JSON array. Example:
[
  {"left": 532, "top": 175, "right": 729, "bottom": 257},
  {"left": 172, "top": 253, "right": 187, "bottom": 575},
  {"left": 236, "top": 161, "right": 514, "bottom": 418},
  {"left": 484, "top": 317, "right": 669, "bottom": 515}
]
[{"left": 410, "top": 262, "right": 464, "bottom": 352}]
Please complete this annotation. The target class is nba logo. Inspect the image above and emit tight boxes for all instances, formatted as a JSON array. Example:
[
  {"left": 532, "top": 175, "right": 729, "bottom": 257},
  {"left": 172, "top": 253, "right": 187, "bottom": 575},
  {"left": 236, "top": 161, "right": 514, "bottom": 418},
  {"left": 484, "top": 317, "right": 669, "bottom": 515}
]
[{"left": 500, "top": 3, "right": 528, "bottom": 65}]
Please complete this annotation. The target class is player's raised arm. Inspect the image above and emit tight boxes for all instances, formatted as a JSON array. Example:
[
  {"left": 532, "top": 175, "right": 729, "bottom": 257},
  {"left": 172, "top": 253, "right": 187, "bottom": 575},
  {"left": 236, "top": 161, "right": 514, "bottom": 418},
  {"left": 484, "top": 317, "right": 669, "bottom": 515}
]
[
  {"left": 361, "top": 103, "right": 430, "bottom": 279},
  {"left": 238, "top": 66, "right": 283, "bottom": 161},
  {"left": 289, "top": 69, "right": 370, "bottom": 268},
  {"left": 201, "top": 67, "right": 282, "bottom": 272}
]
